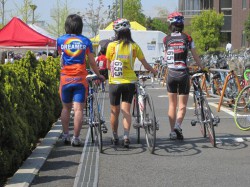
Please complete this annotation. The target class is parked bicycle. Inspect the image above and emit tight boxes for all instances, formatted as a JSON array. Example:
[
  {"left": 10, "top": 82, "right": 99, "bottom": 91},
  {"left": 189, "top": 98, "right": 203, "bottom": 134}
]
[
  {"left": 132, "top": 74, "right": 158, "bottom": 154},
  {"left": 190, "top": 69, "right": 220, "bottom": 147},
  {"left": 86, "top": 74, "right": 107, "bottom": 153},
  {"left": 234, "top": 67, "right": 250, "bottom": 131}
]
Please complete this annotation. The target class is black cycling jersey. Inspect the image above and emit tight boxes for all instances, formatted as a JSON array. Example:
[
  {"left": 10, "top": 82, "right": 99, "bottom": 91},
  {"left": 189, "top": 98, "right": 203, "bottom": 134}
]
[{"left": 163, "top": 32, "right": 192, "bottom": 69}]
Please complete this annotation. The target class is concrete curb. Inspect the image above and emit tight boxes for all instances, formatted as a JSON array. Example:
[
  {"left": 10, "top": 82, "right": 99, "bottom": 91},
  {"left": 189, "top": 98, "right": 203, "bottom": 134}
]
[{"left": 5, "top": 120, "right": 62, "bottom": 187}]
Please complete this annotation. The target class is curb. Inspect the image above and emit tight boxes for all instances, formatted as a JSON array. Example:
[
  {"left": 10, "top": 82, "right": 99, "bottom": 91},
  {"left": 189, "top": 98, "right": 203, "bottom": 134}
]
[{"left": 5, "top": 120, "right": 62, "bottom": 187}]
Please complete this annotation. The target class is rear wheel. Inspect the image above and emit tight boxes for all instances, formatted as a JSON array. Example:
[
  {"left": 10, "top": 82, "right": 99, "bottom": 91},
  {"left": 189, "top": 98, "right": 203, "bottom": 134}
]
[
  {"left": 234, "top": 85, "right": 250, "bottom": 131},
  {"left": 143, "top": 95, "right": 156, "bottom": 154},
  {"left": 132, "top": 94, "right": 141, "bottom": 144},
  {"left": 202, "top": 98, "right": 216, "bottom": 147},
  {"left": 93, "top": 93, "right": 103, "bottom": 153}
]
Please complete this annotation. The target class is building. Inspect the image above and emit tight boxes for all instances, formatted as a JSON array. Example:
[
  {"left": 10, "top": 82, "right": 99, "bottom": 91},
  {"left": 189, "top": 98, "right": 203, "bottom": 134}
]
[{"left": 178, "top": 0, "right": 250, "bottom": 49}]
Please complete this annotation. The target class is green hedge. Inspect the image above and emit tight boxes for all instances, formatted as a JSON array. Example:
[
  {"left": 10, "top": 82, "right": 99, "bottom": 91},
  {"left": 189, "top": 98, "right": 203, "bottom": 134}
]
[{"left": 0, "top": 51, "right": 61, "bottom": 185}]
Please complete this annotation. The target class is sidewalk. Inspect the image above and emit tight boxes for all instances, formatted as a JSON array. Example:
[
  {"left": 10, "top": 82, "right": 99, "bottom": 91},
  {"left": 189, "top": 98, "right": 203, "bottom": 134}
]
[
  {"left": 5, "top": 120, "right": 63, "bottom": 187},
  {"left": 5, "top": 112, "right": 90, "bottom": 187}
]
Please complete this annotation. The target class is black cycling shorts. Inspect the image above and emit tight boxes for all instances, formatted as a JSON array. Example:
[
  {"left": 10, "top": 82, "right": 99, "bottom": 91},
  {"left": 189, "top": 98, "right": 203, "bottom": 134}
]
[
  {"left": 109, "top": 83, "right": 136, "bottom": 106},
  {"left": 167, "top": 68, "right": 190, "bottom": 95},
  {"left": 99, "top": 69, "right": 108, "bottom": 79}
]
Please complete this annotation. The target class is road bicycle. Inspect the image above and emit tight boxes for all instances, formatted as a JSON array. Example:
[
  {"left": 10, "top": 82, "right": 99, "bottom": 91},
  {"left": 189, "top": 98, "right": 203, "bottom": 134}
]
[
  {"left": 234, "top": 68, "right": 250, "bottom": 131},
  {"left": 132, "top": 74, "right": 158, "bottom": 154},
  {"left": 86, "top": 74, "right": 107, "bottom": 153},
  {"left": 190, "top": 69, "right": 220, "bottom": 147}
]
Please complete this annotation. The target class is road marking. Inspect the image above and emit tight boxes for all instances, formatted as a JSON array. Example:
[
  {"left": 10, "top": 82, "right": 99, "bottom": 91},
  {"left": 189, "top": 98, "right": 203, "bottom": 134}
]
[
  {"left": 74, "top": 128, "right": 99, "bottom": 187},
  {"left": 209, "top": 102, "right": 235, "bottom": 116},
  {"left": 158, "top": 95, "right": 168, "bottom": 97},
  {"left": 216, "top": 137, "right": 250, "bottom": 144}
]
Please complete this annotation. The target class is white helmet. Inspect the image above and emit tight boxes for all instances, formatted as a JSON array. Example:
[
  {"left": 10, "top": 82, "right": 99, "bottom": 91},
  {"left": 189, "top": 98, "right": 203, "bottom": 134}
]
[{"left": 113, "top": 18, "right": 130, "bottom": 32}]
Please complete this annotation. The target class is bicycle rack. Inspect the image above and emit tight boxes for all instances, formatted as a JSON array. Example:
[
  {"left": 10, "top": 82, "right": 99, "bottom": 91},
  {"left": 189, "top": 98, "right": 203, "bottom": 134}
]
[{"left": 209, "top": 68, "right": 242, "bottom": 112}]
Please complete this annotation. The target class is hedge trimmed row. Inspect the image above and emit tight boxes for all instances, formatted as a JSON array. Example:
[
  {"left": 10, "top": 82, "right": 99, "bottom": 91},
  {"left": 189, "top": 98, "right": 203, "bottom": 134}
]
[{"left": 0, "top": 51, "right": 62, "bottom": 185}]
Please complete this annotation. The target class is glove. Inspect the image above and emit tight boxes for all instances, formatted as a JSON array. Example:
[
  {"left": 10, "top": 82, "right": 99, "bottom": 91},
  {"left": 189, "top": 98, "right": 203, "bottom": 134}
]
[{"left": 202, "top": 67, "right": 209, "bottom": 73}]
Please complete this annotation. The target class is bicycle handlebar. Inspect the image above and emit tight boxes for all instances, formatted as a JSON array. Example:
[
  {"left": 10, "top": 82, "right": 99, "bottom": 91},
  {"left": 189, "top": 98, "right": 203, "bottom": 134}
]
[{"left": 86, "top": 74, "right": 102, "bottom": 82}]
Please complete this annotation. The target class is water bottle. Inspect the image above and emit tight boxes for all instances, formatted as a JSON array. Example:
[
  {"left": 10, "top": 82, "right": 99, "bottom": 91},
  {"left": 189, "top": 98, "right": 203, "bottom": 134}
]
[{"left": 138, "top": 95, "right": 144, "bottom": 112}]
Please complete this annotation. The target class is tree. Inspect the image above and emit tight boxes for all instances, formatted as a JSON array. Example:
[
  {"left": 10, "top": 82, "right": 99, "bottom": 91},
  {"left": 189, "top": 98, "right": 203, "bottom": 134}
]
[
  {"left": 122, "top": 0, "right": 146, "bottom": 25},
  {"left": 190, "top": 10, "right": 224, "bottom": 54},
  {"left": 146, "top": 18, "right": 168, "bottom": 33},
  {"left": 47, "top": 0, "right": 69, "bottom": 38},
  {"left": 244, "top": 13, "right": 250, "bottom": 46},
  {"left": 80, "top": 0, "right": 105, "bottom": 37},
  {"left": 12, "top": 0, "right": 34, "bottom": 23},
  {"left": 145, "top": 7, "right": 168, "bottom": 33}
]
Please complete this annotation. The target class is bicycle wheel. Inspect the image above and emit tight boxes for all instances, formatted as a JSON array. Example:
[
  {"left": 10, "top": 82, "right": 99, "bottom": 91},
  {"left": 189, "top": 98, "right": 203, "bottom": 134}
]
[
  {"left": 234, "top": 85, "right": 250, "bottom": 131},
  {"left": 143, "top": 94, "right": 156, "bottom": 154},
  {"left": 194, "top": 91, "right": 206, "bottom": 137},
  {"left": 202, "top": 98, "right": 216, "bottom": 147},
  {"left": 132, "top": 94, "right": 141, "bottom": 144},
  {"left": 93, "top": 93, "right": 103, "bottom": 153}
]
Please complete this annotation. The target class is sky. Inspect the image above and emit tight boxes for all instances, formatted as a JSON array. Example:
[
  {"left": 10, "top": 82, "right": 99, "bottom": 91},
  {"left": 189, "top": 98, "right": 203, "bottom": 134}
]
[{"left": 3, "top": 0, "right": 178, "bottom": 24}]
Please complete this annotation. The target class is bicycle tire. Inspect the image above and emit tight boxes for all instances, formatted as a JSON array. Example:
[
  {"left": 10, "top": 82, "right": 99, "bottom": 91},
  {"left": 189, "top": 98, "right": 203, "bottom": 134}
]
[
  {"left": 234, "top": 85, "right": 250, "bottom": 131},
  {"left": 87, "top": 96, "right": 95, "bottom": 143},
  {"left": 93, "top": 93, "right": 103, "bottom": 153},
  {"left": 144, "top": 94, "right": 156, "bottom": 154},
  {"left": 202, "top": 98, "right": 216, "bottom": 147},
  {"left": 132, "top": 94, "right": 141, "bottom": 144},
  {"left": 194, "top": 90, "right": 206, "bottom": 137}
]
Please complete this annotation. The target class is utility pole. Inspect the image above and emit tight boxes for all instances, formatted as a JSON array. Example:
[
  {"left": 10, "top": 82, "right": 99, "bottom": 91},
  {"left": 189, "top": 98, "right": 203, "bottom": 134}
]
[
  {"left": 30, "top": 4, "right": 37, "bottom": 24},
  {"left": 1, "top": 0, "right": 7, "bottom": 25},
  {"left": 115, "top": 0, "right": 118, "bottom": 20},
  {"left": 120, "top": 0, "right": 123, "bottom": 18}
]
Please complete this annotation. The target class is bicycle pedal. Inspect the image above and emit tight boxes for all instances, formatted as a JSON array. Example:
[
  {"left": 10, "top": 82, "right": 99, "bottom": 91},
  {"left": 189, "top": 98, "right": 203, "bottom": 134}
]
[
  {"left": 191, "top": 120, "right": 197, "bottom": 126},
  {"left": 156, "top": 121, "right": 159, "bottom": 130},
  {"left": 133, "top": 123, "right": 142, "bottom": 129},
  {"left": 101, "top": 125, "right": 108, "bottom": 133},
  {"left": 213, "top": 116, "right": 220, "bottom": 124}
]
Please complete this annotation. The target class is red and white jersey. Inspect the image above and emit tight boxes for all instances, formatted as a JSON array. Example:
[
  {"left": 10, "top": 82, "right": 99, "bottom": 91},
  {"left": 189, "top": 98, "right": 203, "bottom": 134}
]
[{"left": 163, "top": 32, "right": 194, "bottom": 70}]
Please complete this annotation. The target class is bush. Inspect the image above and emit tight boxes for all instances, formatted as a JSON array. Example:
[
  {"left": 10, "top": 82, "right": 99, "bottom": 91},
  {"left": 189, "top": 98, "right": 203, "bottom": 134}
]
[{"left": 0, "top": 51, "right": 61, "bottom": 185}]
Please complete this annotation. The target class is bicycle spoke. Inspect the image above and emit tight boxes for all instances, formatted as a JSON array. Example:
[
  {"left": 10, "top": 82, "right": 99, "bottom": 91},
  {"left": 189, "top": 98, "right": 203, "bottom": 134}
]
[
  {"left": 234, "top": 85, "right": 250, "bottom": 131},
  {"left": 144, "top": 95, "right": 156, "bottom": 154},
  {"left": 194, "top": 93, "right": 206, "bottom": 137},
  {"left": 93, "top": 93, "right": 103, "bottom": 153},
  {"left": 203, "top": 99, "right": 216, "bottom": 147}
]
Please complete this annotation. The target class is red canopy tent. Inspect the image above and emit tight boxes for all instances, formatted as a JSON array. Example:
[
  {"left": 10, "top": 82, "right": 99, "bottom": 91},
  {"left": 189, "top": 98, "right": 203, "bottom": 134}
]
[{"left": 0, "top": 17, "right": 56, "bottom": 49}]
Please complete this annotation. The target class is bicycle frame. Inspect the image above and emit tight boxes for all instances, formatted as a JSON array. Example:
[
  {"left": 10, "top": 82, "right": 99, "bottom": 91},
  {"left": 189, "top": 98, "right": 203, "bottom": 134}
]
[
  {"left": 190, "top": 70, "right": 219, "bottom": 147},
  {"left": 86, "top": 74, "right": 103, "bottom": 152},
  {"left": 132, "top": 75, "right": 157, "bottom": 153}
]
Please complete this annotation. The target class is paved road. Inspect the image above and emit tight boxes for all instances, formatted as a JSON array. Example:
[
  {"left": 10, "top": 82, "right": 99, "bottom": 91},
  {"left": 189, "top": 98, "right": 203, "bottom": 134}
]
[{"left": 12, "top": 80, "right": 250, "bottom": 187}]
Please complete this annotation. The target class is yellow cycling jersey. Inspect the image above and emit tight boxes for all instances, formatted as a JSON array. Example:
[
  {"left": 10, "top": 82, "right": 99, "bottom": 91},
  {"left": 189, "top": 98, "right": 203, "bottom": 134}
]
[{"left": 106, "top": 41, "right": 145, "bottom": 84}]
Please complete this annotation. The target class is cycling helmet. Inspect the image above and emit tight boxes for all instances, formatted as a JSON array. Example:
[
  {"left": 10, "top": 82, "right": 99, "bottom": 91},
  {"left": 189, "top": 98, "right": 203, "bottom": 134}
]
[
  {"left": 113, "top": 18, "right": 130, "bottom": 32},
  {"left": 167, "top": 12, "right": 184, "bottom": 25}
]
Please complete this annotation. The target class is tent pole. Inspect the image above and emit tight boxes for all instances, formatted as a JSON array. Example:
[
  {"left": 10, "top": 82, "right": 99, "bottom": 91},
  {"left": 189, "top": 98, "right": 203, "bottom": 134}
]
[{"left": 46, "top": 45, "right": 48, "bottom": 56}]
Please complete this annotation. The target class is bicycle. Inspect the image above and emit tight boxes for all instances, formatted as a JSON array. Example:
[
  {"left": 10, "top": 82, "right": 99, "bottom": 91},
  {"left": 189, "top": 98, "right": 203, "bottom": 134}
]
[
  {"left": 86, "top": 74, "right": 107, "bottom": 153},
  {"left": 190, "top": 69, "right": 220, "bottom": 147},
  {"left": 234, "top": 68, "right": 250, "bottom": 131},
  {"left": 132, "top": 74, "right": 158, "bottom": 154}
]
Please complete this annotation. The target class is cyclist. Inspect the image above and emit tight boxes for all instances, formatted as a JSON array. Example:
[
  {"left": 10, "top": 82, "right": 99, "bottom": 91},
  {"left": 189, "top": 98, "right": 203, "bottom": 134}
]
[
  {"left": 57, "top": 14, "right": 105, "bottom": 146},
  {"left": 95, "top": 47, "right": 108, "bottom": 91},
  {"left": 106, "top": 18, "right": 157, "bottom": 148},
  {"left": 163, "top": 12, "right": 204, "bottom": 140}
]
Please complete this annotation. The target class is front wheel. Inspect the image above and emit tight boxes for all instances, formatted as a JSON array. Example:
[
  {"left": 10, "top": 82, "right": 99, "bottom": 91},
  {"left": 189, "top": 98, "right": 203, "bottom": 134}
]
[
  {"left": 202, "top": 98, "right": 216, "bottom": 147},
  {"left": 194, "top": 92, "right": 206, "bottom": 137},
  {"left": 143, "top": 95, "right": 156, "bottom": 154},
  {"left": 234, "top": 85, "right": 250, "bottom": 131},
  {"left": 93, "top": 94, "right": 103, "bottom": 153}
]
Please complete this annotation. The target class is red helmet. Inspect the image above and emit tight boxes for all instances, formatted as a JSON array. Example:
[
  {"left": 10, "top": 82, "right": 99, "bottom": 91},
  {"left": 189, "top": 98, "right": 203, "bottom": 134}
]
[
  {"left": 167, "top": 12, "right": 184, "bottom": 25},
  {"left": 113, "top": 18, "right": 130, "bottom": 32}
]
